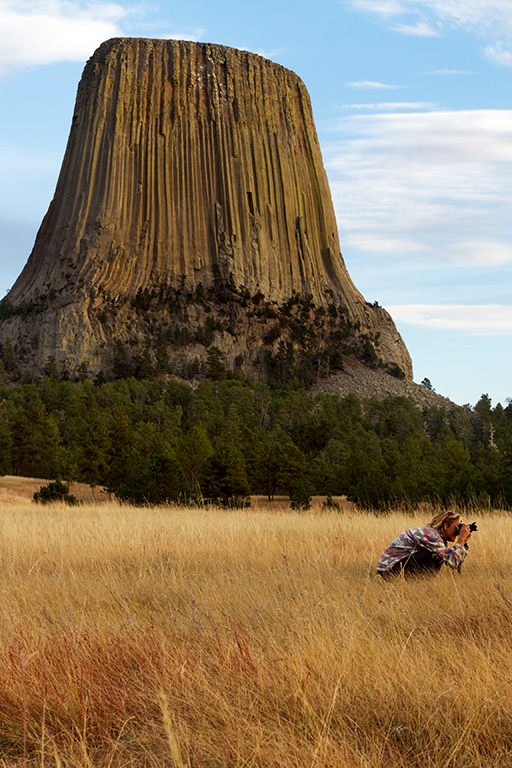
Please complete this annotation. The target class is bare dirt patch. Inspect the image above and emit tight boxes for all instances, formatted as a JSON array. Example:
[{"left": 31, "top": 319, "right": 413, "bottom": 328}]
[
  {"left": 0, "top": 476, "right": 106, "bottom": 505},
  {"left": 0, "top": 478, "right": 352, "bottom": 511}
]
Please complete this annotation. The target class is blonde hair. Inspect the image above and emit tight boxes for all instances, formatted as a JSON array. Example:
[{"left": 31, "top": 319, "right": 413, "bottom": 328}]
[{"left": 429, "top": 510, "right": 461, "bottom": 533}]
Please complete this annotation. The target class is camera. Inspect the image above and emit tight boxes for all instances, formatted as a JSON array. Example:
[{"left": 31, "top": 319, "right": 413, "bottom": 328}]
[{"left": 456, "top": 521, "right": 478, "bottom": 534}]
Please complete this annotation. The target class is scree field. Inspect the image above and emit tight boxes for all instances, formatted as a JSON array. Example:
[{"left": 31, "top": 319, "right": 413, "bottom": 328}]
[{"left": 0, "top": 500, "right": 509, "bottom": 767}]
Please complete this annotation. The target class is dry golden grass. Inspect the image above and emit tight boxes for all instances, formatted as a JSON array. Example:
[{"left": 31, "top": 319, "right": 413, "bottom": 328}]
[{"left": 0, "top": 500, "right": 510, "bottom": 766}]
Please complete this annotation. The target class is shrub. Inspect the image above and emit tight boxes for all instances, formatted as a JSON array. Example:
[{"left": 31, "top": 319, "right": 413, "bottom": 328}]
[
  {"left": 33, "top": 480, "right": 82, "bottom": 506},
  {"left": 290, "top": 480, "right": 314, "bottom": 511},
  {"left": 321, "top": 493, "right": 341, "bottom": 512}
]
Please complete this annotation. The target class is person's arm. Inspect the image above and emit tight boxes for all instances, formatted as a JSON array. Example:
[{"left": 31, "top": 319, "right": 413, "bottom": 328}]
[{"left": 412, "top": 526, "right": 468, "bottom": 569}]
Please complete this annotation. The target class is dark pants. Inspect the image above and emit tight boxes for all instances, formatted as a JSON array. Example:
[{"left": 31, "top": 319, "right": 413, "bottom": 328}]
[{"left": 378, "top": 548, "right": 443, "bottom": 578}]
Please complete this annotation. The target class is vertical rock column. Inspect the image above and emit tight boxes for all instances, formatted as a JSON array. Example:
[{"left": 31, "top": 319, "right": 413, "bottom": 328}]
[
  {"left": 9, "top": 38, "right": 363, "bottom": 308},
  {"left": 2, "top": 38, "right": 413, "bottom": 379}
]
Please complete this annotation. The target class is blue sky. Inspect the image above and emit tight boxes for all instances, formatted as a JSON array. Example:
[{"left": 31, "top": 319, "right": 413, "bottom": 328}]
[{"left": 0, "top": 0, "right": 511, "bottom": 407}]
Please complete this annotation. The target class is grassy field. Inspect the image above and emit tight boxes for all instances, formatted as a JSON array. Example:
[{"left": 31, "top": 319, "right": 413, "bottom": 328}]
[{"left": 0, "top": 498, "right": 510, "bottom": 767}]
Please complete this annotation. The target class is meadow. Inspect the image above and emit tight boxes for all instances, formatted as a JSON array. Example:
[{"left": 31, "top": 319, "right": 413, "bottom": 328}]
[{"left": 0, "top": 498, "right": 510, "bottom": 767}]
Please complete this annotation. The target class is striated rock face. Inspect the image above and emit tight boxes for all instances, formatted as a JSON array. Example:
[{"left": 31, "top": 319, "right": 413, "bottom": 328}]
[{"left": 0, "top": 38, "right": 412, "bottom": 381}]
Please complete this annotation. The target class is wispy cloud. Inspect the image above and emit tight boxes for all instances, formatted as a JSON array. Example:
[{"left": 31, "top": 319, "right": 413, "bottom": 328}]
[
  {"left": 252, "top": 47, "right": 285, "bottom": 59},
  {"left": 342, "top": 101, "right": 436, "bottom": 109},
  {"left": 386, "top": 304, "right": 512, "bottom": 335},
  {"left": 231, "top": 45, "right": 287, "bottom": 60},
  {"left": 392, "top": 21, "right": 438, "bottom": 35},
  {"left": 348, "top": 0, "right": 512, "bottom": 65},
  {"left": 485, "top": 42, "right": 512, "bottom": 67},
  {"left": 162, "top": 28, "right": 206, "bottom": 42},
  {"left": 324, "top": 110, "right": 512, "bottom": 268},
  {"left": 347, "top": 80, "right": 403, "bottom": 88},
  {"left": 430, "top": 69, "right": 475, "bottom": 74},
  {"left": 349, "top": 0, "right": 512, "bottom": 31}
]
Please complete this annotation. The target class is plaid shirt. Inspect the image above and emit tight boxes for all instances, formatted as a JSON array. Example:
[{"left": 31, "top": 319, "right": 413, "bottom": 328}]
[{"left": 377, "top": 525, "right": 468, "bottom": 572}]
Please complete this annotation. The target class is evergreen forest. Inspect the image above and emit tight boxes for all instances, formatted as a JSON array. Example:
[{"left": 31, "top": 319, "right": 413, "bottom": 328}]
[{"left": 0, "top": 374, "right": 510, "bottom": 510}]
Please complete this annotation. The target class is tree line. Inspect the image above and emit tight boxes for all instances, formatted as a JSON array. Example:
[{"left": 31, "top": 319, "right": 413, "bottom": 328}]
[{"left": 0, "top": 377, "right": 509, "bottom": 509}]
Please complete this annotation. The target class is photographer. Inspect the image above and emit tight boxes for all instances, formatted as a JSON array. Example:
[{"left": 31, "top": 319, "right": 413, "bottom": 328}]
[{"left": 377, "top": 510, "right": 473, "bottom": 578}]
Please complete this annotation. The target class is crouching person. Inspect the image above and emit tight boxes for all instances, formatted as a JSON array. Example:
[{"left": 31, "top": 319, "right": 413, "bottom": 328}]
[{"left": 377, "top": 510, "right": 472, "bottom": 578}]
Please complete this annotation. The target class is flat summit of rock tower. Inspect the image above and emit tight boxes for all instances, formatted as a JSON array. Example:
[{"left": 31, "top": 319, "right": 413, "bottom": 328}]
[{"left": 0, "top": 38, "right": 412, "bottom": 383}]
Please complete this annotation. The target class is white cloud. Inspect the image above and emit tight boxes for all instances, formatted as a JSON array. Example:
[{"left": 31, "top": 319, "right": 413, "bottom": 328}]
[
  {"left": 350, "top": 0, "right": 512, "bottom": 31},
  {"left": 485, "top": 42, "right": 512, "bottom": 67},
  {"left": 348, "top": 0, "right": 512, "bottom": 64},
  {"left": 392, "top": 21, "right": 438, "bottom": 35},
  {"left": 252, "top": 47, "right": 284, "bottom": 59},
  {"left": 430, "top": 69, "right": 475, "bottom": 74},
  {"left": 0, "top": 2, "right": 209, "bottom": 71},
  {"left": 385, "top": 304, "right": 512, "bottom": 335},
  {"left": 0, "top": 0, "right": 127, "bottom": 70},
  {"left": 445, "top": 241, "right": 512, "bottom": 266},
  {"left": 347, "top": 80, "right": 403, "bottom": 88},
  {"left": 324, "top": 110, "right": 512, "bottom": 267},
  {"left": 350, "top": 0, "right": 404, "bottom": 16}
]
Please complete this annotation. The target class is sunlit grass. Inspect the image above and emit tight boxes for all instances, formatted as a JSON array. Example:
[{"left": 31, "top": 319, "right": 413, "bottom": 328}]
[{"left": 0, "top": 500, "right": 510, "bottom": 766}]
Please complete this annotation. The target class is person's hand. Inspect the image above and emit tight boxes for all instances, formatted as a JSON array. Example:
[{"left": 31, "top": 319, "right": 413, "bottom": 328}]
[{"left": 456, "top": 523, "right": 471, "bottom": 546}]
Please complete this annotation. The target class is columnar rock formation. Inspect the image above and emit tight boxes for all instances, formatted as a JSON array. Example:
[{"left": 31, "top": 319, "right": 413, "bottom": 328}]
[{"left": 0, "top": 38, "right": 412, "bottom": 381}]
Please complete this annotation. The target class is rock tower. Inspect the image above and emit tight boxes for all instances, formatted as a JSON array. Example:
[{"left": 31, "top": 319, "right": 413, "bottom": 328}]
[{"left": 0, "top": 38, "right": 412, "bottom": 382}]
